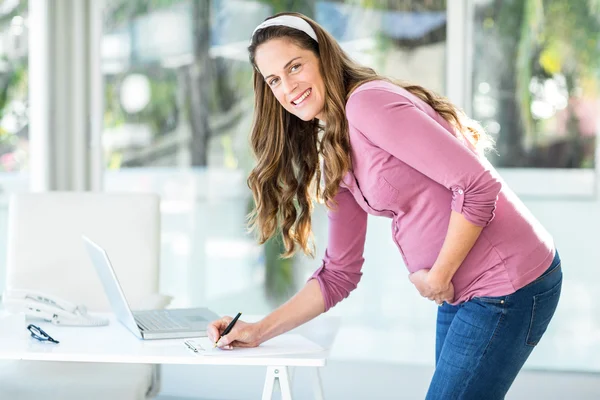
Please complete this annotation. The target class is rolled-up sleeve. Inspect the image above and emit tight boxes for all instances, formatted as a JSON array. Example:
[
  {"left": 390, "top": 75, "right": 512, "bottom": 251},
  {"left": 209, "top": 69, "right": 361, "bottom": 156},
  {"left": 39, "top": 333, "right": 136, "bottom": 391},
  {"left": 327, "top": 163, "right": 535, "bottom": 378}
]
[
  {"left": 346, "top": 89, "right": 502, "bottom": 227},
  {"left": 309, "top": 185, "right": 368, "bottom": 311}
]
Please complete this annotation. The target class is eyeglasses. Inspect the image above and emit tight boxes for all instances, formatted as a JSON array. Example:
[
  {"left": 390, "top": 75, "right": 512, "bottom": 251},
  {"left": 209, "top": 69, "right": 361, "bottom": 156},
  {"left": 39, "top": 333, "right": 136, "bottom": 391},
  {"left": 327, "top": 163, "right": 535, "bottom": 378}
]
[{"left": 27, "top": 324, "right": 59, "bottom": 344}]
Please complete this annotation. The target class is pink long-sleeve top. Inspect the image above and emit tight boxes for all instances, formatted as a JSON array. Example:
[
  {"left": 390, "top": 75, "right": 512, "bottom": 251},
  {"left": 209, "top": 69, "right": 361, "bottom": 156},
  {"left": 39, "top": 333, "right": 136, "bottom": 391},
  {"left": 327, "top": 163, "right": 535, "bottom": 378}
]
[{"left": 310, "top": 80, "right": 555, "bottom": 311}]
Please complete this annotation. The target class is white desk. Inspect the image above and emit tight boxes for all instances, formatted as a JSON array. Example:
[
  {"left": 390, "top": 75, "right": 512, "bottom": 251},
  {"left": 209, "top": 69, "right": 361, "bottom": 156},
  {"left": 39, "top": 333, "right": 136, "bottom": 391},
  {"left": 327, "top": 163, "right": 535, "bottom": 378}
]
[{"left": 0, "top": 313, "right": 339, "bottom": 400}]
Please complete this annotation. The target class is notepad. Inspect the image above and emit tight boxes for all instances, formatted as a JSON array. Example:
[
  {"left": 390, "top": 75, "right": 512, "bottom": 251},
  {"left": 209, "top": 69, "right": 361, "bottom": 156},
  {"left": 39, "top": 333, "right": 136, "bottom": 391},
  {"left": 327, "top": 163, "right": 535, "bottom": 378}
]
[{"left": 186, "top": 334, "right": 323, "bottom": 357}]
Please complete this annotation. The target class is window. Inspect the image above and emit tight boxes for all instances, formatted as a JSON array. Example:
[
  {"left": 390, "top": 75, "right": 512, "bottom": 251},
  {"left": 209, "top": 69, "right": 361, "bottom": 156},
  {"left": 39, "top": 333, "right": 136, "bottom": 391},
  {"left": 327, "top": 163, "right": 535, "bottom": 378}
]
[
  {"left": 0, "top": 0, "right": 28, "bottom": 292},
  {"left": 470, "top": 0, "right": 599, "bottom": 171},
  {"left": 0, "top": 1, "right": 28, "bottom": 175},
  {"left": 100, "top": 0, "right": 448, "bottom": 310}
]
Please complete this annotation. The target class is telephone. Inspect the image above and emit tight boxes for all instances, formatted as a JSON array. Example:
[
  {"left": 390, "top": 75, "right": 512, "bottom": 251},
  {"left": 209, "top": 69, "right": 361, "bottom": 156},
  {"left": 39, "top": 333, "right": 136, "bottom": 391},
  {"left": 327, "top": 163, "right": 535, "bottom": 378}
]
[{"left": 2, "top": 289, "right": 109, "bottom": 327}]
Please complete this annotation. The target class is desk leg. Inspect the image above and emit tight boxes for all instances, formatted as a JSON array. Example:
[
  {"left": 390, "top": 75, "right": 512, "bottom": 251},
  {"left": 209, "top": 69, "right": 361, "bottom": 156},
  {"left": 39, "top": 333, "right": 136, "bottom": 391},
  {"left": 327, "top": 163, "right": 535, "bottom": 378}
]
[
  {"left": 312, "top": 367, "right": 324, "bottom": 400},
  {"left": 262, "top": 366, "right": 293, "bottom": 400}
]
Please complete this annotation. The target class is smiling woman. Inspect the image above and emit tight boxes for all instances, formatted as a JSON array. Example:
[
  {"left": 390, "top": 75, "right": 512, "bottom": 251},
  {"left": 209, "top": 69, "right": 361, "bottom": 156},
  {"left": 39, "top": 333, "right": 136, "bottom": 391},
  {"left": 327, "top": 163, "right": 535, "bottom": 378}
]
[
  {"left": 254, "top": 40, "right": 326, "bottom": 121},
  {"left": 206, "top": 11, "right": 563, "bottom": 400},
  {"left": 246, "top": 13, "right": 489, "bottom": 260}
]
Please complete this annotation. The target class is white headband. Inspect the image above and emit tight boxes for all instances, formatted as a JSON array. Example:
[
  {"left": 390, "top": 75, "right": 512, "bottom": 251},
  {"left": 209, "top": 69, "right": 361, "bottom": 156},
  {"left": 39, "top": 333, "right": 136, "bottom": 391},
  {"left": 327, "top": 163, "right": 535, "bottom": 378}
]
[{"left": 252, "top": 15, "right": 318, "bottom": 43}]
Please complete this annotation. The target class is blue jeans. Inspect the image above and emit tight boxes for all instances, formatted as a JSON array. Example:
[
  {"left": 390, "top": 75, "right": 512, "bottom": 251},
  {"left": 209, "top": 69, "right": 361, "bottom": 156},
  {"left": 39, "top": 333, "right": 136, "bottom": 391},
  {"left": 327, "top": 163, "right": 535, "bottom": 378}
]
[{"left": 426, "top": 251, "right": 562, "bottom": 399}]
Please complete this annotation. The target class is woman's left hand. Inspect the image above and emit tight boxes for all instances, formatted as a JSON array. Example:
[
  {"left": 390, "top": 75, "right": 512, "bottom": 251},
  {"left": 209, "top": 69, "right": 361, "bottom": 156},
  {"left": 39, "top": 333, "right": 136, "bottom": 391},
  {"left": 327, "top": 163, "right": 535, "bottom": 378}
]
[{"left": 409, "top": 269, "right": 455, "bottom": 305}]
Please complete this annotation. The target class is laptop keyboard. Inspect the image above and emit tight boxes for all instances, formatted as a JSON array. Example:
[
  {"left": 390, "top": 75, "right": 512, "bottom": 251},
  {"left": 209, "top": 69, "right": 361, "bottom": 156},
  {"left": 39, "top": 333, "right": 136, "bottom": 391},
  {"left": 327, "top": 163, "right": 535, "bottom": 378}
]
[{"left": 135, "top": 311, "right": 190, "bottom": 331}]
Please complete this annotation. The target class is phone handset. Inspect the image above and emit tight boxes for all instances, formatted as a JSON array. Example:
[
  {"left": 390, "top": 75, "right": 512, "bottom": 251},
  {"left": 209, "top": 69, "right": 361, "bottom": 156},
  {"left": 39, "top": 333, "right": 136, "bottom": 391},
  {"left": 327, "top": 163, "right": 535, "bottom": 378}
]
[{"left": 3, "top": 289, "right": 109, "bottom": 327}]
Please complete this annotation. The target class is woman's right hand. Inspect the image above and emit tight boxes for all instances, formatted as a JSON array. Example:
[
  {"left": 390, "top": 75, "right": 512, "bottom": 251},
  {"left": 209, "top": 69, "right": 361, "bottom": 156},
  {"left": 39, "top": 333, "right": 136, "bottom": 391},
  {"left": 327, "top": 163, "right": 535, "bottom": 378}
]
[
  {"left": 208, "top": 279, "right": 325, "bottom": 350},
  {"left": 207, "top": 316, "right": 263, "bottom": 349}
]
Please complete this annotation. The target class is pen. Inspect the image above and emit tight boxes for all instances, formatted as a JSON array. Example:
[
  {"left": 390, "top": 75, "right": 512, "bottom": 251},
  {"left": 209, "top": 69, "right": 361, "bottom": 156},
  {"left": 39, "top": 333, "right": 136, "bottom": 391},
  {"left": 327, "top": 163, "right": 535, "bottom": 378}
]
[
  {"left": 184, "top": 340, "right": 198, "bottom": 353},
  {"left": 214, "top": 312, "right": 242, "bottom": 348}
]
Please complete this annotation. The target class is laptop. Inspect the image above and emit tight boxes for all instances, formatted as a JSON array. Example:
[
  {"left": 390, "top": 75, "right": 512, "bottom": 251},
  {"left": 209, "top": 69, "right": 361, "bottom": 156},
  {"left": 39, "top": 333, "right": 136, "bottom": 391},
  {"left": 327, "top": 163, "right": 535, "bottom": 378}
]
[{"left": 82, "top": 235, "right": 219, "bottom": 340}]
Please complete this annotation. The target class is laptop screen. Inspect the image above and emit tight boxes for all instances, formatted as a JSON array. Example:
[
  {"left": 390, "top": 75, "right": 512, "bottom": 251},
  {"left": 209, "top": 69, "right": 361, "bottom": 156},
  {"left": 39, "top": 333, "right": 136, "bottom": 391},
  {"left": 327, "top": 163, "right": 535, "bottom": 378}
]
[{"left": 82, "top": 235, "right": 142, "bottom": 338}]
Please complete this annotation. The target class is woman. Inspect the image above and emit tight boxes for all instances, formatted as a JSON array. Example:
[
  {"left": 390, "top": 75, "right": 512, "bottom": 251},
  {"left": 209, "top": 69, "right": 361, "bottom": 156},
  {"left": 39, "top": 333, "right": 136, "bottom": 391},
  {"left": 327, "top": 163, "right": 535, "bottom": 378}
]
[{"left": 207, "top": 12, "right": 562, "bottom": 399}]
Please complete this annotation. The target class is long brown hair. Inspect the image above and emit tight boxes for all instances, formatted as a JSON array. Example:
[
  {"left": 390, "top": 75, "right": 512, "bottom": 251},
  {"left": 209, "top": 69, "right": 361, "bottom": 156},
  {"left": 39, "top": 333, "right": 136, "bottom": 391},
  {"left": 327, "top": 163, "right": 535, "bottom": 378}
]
[{"left": 247, "top": 12, "right": 493, "bottom": 258}]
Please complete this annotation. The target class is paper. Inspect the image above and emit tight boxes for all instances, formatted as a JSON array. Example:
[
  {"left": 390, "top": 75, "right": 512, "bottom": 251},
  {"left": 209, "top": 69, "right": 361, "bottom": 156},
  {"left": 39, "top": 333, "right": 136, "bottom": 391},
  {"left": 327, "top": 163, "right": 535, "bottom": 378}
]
[{"left": 185, "top": 334, "right": 323, "bottom": 357}]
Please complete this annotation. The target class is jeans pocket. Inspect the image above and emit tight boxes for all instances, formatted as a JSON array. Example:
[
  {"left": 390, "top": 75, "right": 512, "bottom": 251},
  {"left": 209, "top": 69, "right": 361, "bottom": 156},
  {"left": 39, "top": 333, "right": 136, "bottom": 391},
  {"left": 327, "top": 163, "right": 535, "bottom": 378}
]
[
  {"left": 526, "top": 277, "right": 562, "bottom": 346},
  {"left": 472, "top": 295, "right": 506, "bottom": 305}
]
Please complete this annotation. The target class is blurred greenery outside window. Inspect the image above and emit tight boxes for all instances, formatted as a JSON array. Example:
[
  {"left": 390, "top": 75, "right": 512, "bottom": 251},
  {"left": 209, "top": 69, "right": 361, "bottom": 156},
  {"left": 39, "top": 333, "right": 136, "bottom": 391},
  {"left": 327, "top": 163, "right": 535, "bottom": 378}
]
[
  {"left": 0, "top": 0, "right": 28, "bottom": 174},
  {"left": 101, "top": 0, "right": 448, "bottom": 172},
  {"left": 472, "top": 0, "right": 600, "bottom": 169}
]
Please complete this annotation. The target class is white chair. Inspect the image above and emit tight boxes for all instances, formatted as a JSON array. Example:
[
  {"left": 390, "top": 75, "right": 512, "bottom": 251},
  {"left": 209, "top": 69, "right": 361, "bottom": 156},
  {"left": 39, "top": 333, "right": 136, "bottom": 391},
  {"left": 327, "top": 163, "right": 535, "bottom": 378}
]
[{"left": 0, "top": 192, "right": 170, "bottom": 399}]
